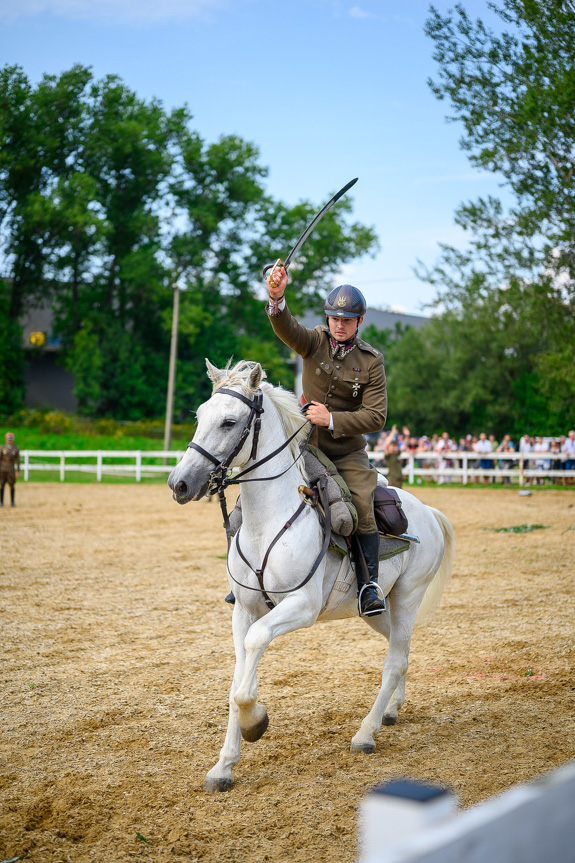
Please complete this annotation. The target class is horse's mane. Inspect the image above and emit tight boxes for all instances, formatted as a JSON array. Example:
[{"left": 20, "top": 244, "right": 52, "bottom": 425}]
[{"left": 210, "top": 360, "right": 309, "bottom": 479}]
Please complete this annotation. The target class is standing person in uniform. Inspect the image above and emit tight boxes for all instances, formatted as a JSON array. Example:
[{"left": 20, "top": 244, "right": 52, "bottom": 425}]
[
  {"left": 1, "top": 432, "right": 20, "bottom": 507},
  {"left": 266, "top": 265, "right": 387, "bottom": 616},
  {"left": 384, "top": 433, "right": 403, "bottom": 488}
]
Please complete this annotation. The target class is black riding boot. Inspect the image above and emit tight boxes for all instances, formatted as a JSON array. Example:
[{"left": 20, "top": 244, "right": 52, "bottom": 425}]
[
  {"left": 357, "top": 531, "right": 386, "bottom": 616},
  {"left": 10, "top": 486, "right": 15, "bottom": 506},
  {"left": 225, "top": 591, "right": 235, "bottom": 605},
  {"left": 0, "top": 486, "right": 4, "bottom": 506}
]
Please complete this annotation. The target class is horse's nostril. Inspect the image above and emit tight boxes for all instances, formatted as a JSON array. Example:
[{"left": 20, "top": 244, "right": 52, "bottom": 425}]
[{"left": 175, "top": 480, "right": 188, "bottom": 498}]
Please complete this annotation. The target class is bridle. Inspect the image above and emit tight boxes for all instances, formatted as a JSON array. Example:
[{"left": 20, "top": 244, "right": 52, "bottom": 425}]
[
  {"left": 187, "top": 388, "right": 266, "bottom": 493},
  {"left": 187, "top": 387, "right": 312, "bottom": 495},
  {"left": 185, "top": 386, "right": 332, "bottom": 610}
]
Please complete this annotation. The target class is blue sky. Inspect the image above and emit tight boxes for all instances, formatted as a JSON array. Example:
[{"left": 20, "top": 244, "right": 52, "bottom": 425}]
[{"left": 0, "top": 0, "right": 505, "bottom": 315}]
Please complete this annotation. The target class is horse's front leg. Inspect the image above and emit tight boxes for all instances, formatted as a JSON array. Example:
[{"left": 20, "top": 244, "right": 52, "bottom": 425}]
[
  {"left": 203, "top": 604, "right": 253, "bottom": 792},
  {"left": 234, "top": 592, "right": 319, "bottom": 742}
]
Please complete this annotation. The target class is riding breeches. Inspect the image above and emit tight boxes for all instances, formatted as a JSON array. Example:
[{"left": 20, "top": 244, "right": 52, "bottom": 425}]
[
  {"left": 0, "top": 468, "right": 16, "bottom": 488},
  {"left": 331, "top": 448, "right": 378, "bottom": 534}
]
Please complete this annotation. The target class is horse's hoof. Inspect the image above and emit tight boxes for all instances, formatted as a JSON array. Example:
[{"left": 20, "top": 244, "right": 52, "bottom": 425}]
[
  {"left": 350, "top": 741, "right": 376, "bottom": 755},
  {"left": 383, "top": 714, "right": 397, "bottom": 726},
  {"left": 203, "top": 776, "right": 234, "bottom": 793},
  {"left": 240, "top": 710, "right": 269, "bottom": 742}
]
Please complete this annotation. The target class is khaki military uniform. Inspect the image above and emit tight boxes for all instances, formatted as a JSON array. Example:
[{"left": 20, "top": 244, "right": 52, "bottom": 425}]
[
  {"left": 384, "top": 451, "right": 403, "bottom": 488},
  {"left": 268, "top": 303, "right": 387, "bottom": 533},
  {"left": 1, "top": 444, "right": 20, "bottom": 488}
]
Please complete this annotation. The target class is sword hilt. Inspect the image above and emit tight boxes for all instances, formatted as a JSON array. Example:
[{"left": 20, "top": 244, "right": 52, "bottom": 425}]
[{"left": 262, "top": 258, "right": 284, "bottom": 287}]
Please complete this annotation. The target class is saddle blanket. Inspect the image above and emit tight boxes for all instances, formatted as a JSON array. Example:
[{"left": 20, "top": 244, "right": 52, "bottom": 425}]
[
  {"left": 330, "top": 532, "right": 410, "bottom": 560},
  {"left": 320, "top": 533, "right": 410, "bottom": 619}
]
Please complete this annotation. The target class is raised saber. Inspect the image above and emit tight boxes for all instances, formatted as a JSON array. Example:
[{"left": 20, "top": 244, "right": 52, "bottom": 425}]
[{"left": 263, "top": 177, "right": 358, "bottom": 284}]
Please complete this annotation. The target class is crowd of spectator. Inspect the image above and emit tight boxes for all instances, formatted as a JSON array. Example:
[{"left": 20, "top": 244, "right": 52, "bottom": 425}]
[{"left": 367, "top": 426, "right": 575, "bottom": 485}]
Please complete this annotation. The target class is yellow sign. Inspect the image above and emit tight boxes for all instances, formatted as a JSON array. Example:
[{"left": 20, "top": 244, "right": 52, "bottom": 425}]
[{"left": 30, "top": 331, "right": 46, "bottom": 346}]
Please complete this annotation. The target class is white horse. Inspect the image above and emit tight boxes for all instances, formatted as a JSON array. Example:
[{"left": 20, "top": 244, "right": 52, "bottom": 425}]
[{"left": 168, "top": 359, "right": 454, "bottom": 792}]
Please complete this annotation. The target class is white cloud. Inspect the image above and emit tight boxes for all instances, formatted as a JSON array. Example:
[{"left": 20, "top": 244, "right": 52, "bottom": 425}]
[
  {"left": 349, "top": 6, "right": 372, "bottom": 19},
  {"left": 348, "top": 4, "right": 387, "bottom": 20},
  {"left": 0, "top": 0, "right": 226, "bottom": 25}
]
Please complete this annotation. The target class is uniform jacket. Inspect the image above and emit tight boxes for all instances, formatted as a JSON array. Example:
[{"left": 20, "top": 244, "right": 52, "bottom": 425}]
[
  {"left": 268, "top": 303, "right": 387, "bottom": 458},
  {"left": 0, "top": 444, "right": 20, "bottom": 471}
]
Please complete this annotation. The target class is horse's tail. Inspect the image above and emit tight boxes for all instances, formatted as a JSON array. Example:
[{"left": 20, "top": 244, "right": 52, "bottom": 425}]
[{"left": 415, "top": 507, "right": 455, "bottom": 625}]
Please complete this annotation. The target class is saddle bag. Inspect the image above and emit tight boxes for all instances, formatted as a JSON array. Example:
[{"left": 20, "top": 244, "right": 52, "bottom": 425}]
[
  {"left": 373, "top": 485, "right": 408, "bottom": 537},
  {"left": 302, "top": 444, "right": 358, "bottom": 536}
]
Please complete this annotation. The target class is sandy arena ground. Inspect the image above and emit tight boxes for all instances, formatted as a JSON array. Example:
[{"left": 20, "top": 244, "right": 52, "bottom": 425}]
[{"left": 1, "top": 483, "right": 574, "bottom": 862}]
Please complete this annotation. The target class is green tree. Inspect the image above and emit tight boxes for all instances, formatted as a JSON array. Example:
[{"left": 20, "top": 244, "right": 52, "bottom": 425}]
[
  {"left": 166, "top": 155, "right": 377, "bottom": 413},
  {"left": 413, "top": 0, "right": 575, "bottom": 434},
  {"left": 164, "top": 132, "right": 270, "bottom": 413},
  {"left": 0, "top": 64, "right": 92, "bottom": 404},
  {"left": 384, "top": 285, "right": 560, "bottom": 439},
  {"left": 0, "top": 65, "right": 378, "bottom": 420},
  {"left": 0, "top": 293, "right": 25, "bottom": 414},
  {"left": 57, "top": 75, "right": 191, "bottom": 417}
]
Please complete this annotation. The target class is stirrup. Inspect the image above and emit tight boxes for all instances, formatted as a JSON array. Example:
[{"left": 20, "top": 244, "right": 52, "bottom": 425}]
[{"left": 358, "top": 582, "right": 386, "bottom": 616}]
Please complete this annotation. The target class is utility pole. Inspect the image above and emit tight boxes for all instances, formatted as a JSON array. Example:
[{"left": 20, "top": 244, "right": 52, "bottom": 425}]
[{"left": 163, "top": 283, "right": 181, "bottom": 458}]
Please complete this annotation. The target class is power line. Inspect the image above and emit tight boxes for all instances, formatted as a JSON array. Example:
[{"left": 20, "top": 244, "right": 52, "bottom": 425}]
[{"left": 353, "top": 276, "right": 417, "bottom": 284}]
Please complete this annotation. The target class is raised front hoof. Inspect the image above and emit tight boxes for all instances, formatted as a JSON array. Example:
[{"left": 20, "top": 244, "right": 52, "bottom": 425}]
[
  {"left": 240, "top": 711, "right": 269, "bottom": 743},
  {"left": 383, "top": 714, "right": 397, "bottom": 726},
  {"left": 203, "top": 776, "right": 234, "bottom": 793},
  {"left": 350, "top": 741, "right": 376, "bottom": 755}
]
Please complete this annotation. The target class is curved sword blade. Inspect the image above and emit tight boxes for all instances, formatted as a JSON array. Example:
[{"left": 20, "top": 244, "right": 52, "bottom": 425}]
[{"left": 283, "top": 177, "right": 358, "bottom": 271}]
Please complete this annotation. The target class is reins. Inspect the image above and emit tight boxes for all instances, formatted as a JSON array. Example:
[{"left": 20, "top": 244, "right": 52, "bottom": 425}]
[
  {"left": 231, "top": 476, "right": 332, "bottom": 610},
  {"left": 186, "top": 386, "right": 332, "bottom": 610}
]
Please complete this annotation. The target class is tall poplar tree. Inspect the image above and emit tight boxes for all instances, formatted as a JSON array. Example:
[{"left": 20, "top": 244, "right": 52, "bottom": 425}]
[{"left": 387, "top": 0, "right": 575, "bottom": 437}]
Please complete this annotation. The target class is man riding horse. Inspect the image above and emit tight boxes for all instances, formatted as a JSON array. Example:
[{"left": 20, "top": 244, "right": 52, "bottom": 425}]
[{"left": 266, "top": 265, "right": 386, "bottom": 616}]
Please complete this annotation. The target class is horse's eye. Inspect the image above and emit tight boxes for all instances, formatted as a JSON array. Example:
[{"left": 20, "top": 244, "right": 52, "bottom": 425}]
[{"left": 221, "top": 419, "right": 236, "bottom": 429}]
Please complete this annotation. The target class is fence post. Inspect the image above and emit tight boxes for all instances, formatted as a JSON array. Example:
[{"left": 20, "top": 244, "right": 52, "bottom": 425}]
[
  {"left": 97, "top": 452, "right": 102, "bottom": 482},
  {"left": 24, "top": 451, "right": 29, "bottom": 482},
  {"left": 60, "top": 452, "right": 65, "bottom": 482},
  {"left": 519, "top": 455, "right": 524, "bottom": 487},
  {"left": 358, "top": 779, "right": 457, "bottom": 863},
  {"left": 136, "top": 451, "right": 142, "bottom": 483},
  {"left": 408, "top": 454, "right": 414, "bottom": 485},
  {"left": 462, "top": 452, "right": 468, "bottom": 485}
]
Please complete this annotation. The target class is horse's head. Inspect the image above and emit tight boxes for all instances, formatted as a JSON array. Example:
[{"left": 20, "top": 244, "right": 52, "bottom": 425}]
[{"left": 168, "top": 359, "right": 265, "bottom": 504}]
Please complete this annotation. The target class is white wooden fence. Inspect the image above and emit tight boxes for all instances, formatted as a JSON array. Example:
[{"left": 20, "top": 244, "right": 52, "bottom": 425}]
[
  {"left": 19, "top": 450, "right": 185, "bottom": 482},
  {"left": 17, "top": 448, "right": 573, "bottom": 484},
  {"left": 370, "top": 450, "right": 573, "bottom": 486},
  {"left": 358, "top": 760, "right": 575, "bottom": 863}
]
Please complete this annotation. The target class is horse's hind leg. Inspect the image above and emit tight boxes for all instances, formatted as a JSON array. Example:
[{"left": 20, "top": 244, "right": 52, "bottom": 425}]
[
  {"left": 363, "top": 612, "right": 405, "bottom": 725},
  {"left": 203, "top": 605, "right": 251, "bottom": 792},
  {"left": 383, "top": 675, "right": 406, "bottom": 725},
  {"left": 351, "top": 585, "right": 425, "bottom": 754}
]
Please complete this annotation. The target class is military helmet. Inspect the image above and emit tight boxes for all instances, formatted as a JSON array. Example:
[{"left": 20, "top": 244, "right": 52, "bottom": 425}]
[{"left": 324, "top": 284, "right": 367, "bottom": 318}]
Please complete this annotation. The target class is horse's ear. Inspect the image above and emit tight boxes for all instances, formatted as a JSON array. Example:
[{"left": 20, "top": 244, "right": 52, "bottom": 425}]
[
  {"left": 205, "top": 358, "right": 225, "bottom": 385},
  {"left": 248, "top": 362, "right": 263, "bottom": 390}
]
